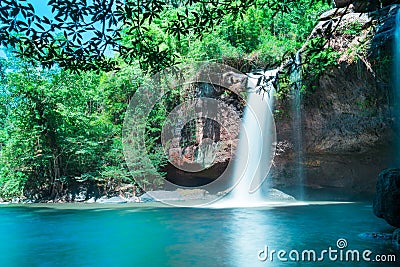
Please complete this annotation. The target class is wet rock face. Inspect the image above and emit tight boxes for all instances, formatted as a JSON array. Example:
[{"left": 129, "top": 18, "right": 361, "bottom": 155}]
[
  {"left": 333, "top": 0, "right": 353, "bottom": 8},
  {"left": 370, "top": 4, "right": 400, "bottom": 61},
  {"left": 164, "top": 72, "right": 247, "bottom": 187},
  {"left": 302, "top": 63, "right": 391, "bottom": 154},
  {"left": 353, "top": 1, "right": 387, "bottom": 12},
  {"left": 373, "top": 169, "right": 400, "bottom": 228},
  {"left": 271, "top": 150, "right": 392, "bottom": 200}
]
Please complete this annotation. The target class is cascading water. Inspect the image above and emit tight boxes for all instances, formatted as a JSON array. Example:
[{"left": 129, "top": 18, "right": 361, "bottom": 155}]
[
  {"left": 291, "top": 52, "right": 304, "bottom": 200},
  {"left": 394, "top": 9, "right": 400, "bottom": 165},
  {"left": 212, "top": 69, "right": 278, "bottom": 207},
  {"left": 210, "top": 53, "right": 307, "bottom": 208}
]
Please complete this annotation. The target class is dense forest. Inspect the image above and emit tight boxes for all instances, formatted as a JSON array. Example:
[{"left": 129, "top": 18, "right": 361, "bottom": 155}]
[{"left": 0, "top": 0, "right": 334, "bottom": 201}]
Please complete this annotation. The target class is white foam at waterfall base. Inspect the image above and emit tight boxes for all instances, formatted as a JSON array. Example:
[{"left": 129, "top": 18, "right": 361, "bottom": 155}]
[{"left": 210, "top": 69, "right": 278, "bottom": 208}]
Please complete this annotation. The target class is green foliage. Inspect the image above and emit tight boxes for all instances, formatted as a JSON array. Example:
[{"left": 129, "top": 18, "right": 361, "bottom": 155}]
[
  {"left": 99, "top": 63, "right": 168, "bottom": 190},
  {"left": 0, "top": 58, "right": 168, "bottom": 199},
  {"left": 342, "top": 21, "right": 364, "bottom": 35},
  {"left": 301, "top": 38, "right": 340, "bottom": 92},
  {"left": 121, "top": 0, "right": 331, "bottom": 71},
  {"left": 0, "top": 58, "right": 110, "bottom": 198}
]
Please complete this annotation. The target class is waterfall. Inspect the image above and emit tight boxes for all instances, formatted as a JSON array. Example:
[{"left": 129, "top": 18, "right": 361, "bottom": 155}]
[
  {"left": 394, "top": 9, "right": 400, "bottom": 165},
  {"left": 211, "top": 69, "right": 278, "bottom": 207},
  {"left": 291, "top": 52, "right": 304, "bottom": 200}
]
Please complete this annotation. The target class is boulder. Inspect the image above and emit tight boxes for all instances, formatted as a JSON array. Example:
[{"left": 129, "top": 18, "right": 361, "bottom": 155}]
[
  {"left": 176, "top": 189, "right": 209, "bottom": 200},
  {"left": 85, "top": 197, "right": 96, "bottom": 203},
  {"left": 265, "top": 189, "right": 296, "bottom": 201},
  {"left": 140, "top": 193, "right": 155, "bottom": 202},
  {"left": 140, "top": 189, "right": 211, "bottom": 202},
  {"left": 373, "top": 169, "right": 400, "bottom": 228},
  {"left": 74, "top": 191, "right": 86, "bottom": 202},
  {"left": 97, "top": 196, "right": 127, "bottom": 204},
  {"left": 142, "top": 190, "right": 183, "bottom": 202},
  {"left": 393, "top": 228, "right": 400, "bottom": 250}
]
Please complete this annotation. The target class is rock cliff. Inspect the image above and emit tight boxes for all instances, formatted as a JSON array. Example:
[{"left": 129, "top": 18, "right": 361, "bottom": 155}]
[{"left": 271, "top": 4, "right": 399, "bottom": 200}]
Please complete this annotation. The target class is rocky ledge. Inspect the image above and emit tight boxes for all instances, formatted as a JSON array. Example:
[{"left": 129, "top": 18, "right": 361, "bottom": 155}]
[
  {"left": 373, "top": 168, "right": 400, "bottom": 228},
  {"left": 373, "top": 168, "right": 400, "bottom": 250}
]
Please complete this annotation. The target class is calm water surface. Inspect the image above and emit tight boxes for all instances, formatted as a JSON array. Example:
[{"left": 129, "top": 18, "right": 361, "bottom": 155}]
[{"left": 0, "top": 202, "right": 398, "bottom": 267}]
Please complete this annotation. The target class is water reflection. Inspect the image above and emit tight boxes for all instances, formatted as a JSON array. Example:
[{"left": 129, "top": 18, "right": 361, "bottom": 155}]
[{"left": 223, "top": 209, "right": 273, "bottom": 266}]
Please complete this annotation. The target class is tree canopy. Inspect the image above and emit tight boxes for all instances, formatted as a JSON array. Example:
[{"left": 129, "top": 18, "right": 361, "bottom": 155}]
[{"left": 0, "top": 0, "right": 333, "bottom": 72}]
